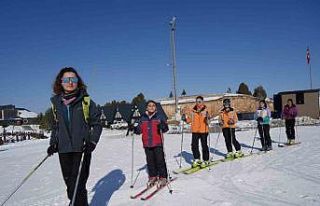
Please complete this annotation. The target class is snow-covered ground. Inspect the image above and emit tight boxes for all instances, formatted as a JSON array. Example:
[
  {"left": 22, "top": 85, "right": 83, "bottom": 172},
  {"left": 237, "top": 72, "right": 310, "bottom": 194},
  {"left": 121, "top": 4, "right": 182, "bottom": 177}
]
[{"left": 0, "top": 126, "right": 320, "bottom": 206}]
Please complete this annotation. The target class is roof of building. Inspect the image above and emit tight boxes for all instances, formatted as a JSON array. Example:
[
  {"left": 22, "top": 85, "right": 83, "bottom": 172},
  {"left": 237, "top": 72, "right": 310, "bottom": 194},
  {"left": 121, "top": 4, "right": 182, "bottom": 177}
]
[
  {"left": 0, "top": 105, "right": 15, "bottom": 110},
  {"left": 277, "top": 89, "right": 320, "bottom": 95},
  {"left": 160, "top": 93, "right": 261, "bottom": 105}
]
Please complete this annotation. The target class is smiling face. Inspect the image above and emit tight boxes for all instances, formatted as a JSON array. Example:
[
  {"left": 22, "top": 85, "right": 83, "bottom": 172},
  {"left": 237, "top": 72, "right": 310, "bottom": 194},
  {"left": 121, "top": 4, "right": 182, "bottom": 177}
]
[
  {"left": 61, "top": 72, "right": 78, "bottom": 93},
  {"left": 146, "top": 102, "right": 157, "bottom": 114},
  {"left": 196, "top": 98, "right": 203, "bottom": 107},
  {"left": 260, "top": 101, "right": 265, "bottom": 108}
]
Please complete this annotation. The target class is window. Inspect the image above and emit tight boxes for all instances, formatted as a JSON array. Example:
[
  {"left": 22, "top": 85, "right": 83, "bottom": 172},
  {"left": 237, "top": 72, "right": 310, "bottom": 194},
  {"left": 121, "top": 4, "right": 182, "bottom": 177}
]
[
  {"left": 296, "top": 92, "right": 304, "bottom": 104},
  {"left": 0, "top": 110, "right": 2, "bottom": 119}
]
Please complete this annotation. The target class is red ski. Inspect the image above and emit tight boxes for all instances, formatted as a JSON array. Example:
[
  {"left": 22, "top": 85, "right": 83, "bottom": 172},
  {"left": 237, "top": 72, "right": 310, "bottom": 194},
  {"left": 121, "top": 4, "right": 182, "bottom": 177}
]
[
  {"left": 140, "top": 177, "right": 177, "bottom": 201},
  {"left": 130, "top": 185, "right": 156, "bottom": 199}
]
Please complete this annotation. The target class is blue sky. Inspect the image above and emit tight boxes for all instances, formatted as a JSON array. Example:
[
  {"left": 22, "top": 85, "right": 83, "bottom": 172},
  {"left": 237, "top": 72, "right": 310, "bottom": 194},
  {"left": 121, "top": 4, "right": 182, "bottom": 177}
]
[{"left": 0, "top": 0, "right": 319, "bottom": 113}]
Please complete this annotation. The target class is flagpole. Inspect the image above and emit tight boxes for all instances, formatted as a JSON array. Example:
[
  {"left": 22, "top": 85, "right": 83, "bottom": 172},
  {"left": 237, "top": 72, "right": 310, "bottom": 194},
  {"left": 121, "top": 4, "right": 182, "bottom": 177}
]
[
  {"left": 169, "top": 16, "right": 178, "bottom": 119},
  {"left": 309, "top": 63, "right": 312, "bottom": 89}
]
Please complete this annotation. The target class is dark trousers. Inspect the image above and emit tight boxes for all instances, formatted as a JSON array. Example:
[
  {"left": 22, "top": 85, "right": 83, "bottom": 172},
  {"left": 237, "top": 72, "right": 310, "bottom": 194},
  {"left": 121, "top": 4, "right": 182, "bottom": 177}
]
[
  {"left": 191, "top": 133, "right": 209, "bottom": 161},
  {"left": 144, "top": 146, "right": 168, "bottom": 178},
  {"left": 222, "top": 128, "right": 241, "bottom": 153},
  {"left": 285, "top": 119, "right": 296, "bottom": 140},
  {"left": 59, "top": 152, "right": 91, "bottom": 206},
  {"left": 258, "top": 124, "right": 272, "bottom": 147}
]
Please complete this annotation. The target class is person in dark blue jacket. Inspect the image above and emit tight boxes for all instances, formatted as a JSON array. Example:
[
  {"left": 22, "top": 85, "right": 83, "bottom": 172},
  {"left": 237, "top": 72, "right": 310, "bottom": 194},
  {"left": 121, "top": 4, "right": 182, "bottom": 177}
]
[
  {"left": 134, "top": 100, "right": 169, "bottom": 188},
  {"left": 47, "top": 67, "right": 102, "bottom": 206}
]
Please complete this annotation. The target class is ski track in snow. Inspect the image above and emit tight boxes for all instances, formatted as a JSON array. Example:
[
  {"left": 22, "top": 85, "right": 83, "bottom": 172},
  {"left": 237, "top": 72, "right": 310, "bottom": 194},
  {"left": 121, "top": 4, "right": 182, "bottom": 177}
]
[{"left": 0, "top": 126, "right": 319, "bottom": 206}]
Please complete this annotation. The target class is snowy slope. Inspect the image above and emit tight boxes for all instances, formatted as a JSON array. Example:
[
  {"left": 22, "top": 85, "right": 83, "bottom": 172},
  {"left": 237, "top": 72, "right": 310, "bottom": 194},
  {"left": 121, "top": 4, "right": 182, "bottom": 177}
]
[{"left": 0, "top": 126, "right": 319, "bottom": 206}]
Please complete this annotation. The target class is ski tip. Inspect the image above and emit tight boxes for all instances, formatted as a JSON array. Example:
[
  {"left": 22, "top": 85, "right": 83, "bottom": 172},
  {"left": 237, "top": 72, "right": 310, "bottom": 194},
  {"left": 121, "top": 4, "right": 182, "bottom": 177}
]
[{"left": 130, "top": 185, "right": 134, "bottom": 188}]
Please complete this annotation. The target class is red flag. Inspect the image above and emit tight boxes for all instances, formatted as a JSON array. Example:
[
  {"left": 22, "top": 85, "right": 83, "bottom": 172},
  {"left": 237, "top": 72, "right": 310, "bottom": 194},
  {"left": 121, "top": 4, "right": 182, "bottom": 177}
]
[{"left": 306, "top": 47, "right": 310, "bottom": 64}]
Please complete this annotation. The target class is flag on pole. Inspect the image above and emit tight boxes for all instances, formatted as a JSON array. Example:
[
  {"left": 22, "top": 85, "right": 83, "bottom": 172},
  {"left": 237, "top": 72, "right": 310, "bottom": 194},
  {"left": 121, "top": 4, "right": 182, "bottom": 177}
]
[{"left": 306, "top": 47, "right": 310, "bottom": 64}]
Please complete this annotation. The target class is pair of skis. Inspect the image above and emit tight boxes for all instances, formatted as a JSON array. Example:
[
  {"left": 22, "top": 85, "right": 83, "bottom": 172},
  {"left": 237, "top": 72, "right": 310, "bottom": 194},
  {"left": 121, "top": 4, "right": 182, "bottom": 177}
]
[
  {"left": 174, "top": 151, "right": 267, "bottom": 175},
  {"left": 130, "top": 177, "right": 177, "bottom": 201},
  {"left": 278, "top": 141, "right": 301, "bottom": 147}
]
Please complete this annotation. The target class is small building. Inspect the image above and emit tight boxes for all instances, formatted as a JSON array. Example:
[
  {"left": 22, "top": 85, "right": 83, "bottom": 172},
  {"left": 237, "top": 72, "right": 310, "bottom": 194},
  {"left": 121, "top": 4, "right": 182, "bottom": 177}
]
[
  {"left": 160, "top": 93, "right": 273, "bottom": 120},
  {"left": 0, "top": 105, "right": 38, "bottom": 126},
  {"left": 273, "top": 89, "right": 320, "bottom": 119}
]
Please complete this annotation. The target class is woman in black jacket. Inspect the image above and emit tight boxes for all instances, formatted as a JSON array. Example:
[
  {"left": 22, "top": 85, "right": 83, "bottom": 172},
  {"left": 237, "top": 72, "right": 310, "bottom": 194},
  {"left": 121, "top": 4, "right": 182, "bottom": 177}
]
[{"left": 47, "top": 67, "right": 102, "bottom": 206}]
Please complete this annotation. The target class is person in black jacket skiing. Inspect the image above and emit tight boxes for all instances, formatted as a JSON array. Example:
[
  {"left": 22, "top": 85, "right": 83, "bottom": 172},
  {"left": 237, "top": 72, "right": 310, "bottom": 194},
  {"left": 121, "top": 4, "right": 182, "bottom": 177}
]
[{"left": 47, "top": 67, "right": 102, "bottom": 206}]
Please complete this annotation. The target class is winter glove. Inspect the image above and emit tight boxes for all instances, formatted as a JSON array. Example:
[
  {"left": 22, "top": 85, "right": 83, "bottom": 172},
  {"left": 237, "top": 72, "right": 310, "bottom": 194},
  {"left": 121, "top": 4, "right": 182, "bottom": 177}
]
[
  {"left": 227, "top": 119, "right": 235, "bottom": 125},
  {"left": 157, "top": 122, "right": 167, "bottom": 133},
  {"left": 84, "top": 141, "right": 97, "bottom": 153},
  {"left": 47, "top": 144, "right": 58, "bottom": 156}
]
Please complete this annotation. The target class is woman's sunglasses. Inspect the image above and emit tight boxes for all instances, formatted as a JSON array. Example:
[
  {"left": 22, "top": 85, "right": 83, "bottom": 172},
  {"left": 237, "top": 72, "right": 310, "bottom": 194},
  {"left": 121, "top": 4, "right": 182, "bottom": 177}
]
[{"left": 61, "top": 77, "right": 78, "bottom": 84}]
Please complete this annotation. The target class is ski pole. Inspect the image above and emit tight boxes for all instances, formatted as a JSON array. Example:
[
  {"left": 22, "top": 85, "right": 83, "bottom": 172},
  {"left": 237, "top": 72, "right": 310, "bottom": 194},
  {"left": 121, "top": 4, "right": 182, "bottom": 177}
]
[
  {"left": 179, "top": 121, "right": 184, "bottom": 168},
  {"left": 130, "top": 169, "right": 141, "bottom": 189},
  {"left": 261, "top": 124, "right": 267, "bottom": 152},
  {"left": 213, "top": 126, "right": 221, "bottom": 159},
  {"left": 295, "top": 118, "right": 299, "bottom": 143},
  {"left": 208, "top": 131, "right": 211, "bottom": 161},
  {"left": 130, "top": 131, "right": 135, "bottom": 188},
  {"left": 1, "top": 155, "right": 49, "bottom": 206},
  {"left": 128, "top": 106, "right": 140, "bottom": 188},
  {"left": 278, "top": 122, "right": 284, "bottom": 147},
  {"left": 208, "top": 126, "right": 221, "bottom": 171},
  {"left": 70, "top": 152, "right": 85, "bottom": 206},
  {"left": 250, "top": 126, "right": 258, "bottom": 154}
]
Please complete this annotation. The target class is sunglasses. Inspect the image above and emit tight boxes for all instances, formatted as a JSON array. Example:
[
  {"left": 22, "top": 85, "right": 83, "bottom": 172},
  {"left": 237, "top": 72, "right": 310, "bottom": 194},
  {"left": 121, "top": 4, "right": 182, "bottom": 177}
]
[
  {"left": 196, "top": 100, "right": 203, "bottom": 103},
  {"left": 61, "top": 77, "right": 78, "bottom": 84}
]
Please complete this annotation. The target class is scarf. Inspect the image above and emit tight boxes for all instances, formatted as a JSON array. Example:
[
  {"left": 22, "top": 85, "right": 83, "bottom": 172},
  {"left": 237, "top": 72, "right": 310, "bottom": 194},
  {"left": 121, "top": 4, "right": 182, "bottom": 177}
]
[{"left": 62, "top": 88, "right": 80, "bottom": 106}]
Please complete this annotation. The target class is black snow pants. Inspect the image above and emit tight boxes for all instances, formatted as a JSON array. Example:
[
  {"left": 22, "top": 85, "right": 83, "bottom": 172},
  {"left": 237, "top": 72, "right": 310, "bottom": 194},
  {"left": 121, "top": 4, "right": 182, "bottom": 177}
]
[{"left": 59, "top": 152, "right": 91, "bottom": 206}]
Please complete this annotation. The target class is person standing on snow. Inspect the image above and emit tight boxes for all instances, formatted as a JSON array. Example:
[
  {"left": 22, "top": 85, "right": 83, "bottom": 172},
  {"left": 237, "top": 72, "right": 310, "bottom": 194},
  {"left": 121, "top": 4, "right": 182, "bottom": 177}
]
[
  {"left": 219, "top": 98, "right": 243, "bottom": 159},
  {"left": 282, "top": 99, "right": 298, "bottom": 145},
  {"left": 47, "top": 67, "right": 102, "bottom": 206},
  {"left": 255, "top": 100, "right": 272, "bottom": 151},
  {"left": 182, "top": 96, "right": 210, "bottom": 168},
  {"left": 134, "top": 100, "right": 169, "bottom": 188}
]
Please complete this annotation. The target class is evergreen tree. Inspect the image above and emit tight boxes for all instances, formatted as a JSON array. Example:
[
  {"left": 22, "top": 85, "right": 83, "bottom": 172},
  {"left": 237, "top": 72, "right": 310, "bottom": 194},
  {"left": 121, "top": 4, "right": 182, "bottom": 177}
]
[
  {"left": 253, "top": 85, "right": 267, "bottom": 100},
  {"left": 226, "top": 87, "right": 232, "bottom": 93},
  {"left": 237, "top": 82, "right": 252, "bottom": 95},
  {"left": 131, "top": 93, "right": 146, "bottom": 106},
  {"left": 181, "top": 89, "right": 187, "bottom": 96},
  {"left": 169, "top": 91, "right": 173, "bottom": 98},
  {"left": 39, "top": 108, "right": 54, "bottom": 131}
]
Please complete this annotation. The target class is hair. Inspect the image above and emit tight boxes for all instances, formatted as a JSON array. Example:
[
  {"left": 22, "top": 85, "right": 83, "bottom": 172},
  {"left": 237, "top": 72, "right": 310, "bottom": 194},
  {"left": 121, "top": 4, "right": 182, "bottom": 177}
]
[
  {"left": 287, "top": 99, "right": 294, "bottom": 106},
  {"left": 259, "top": 100, "right": 267, "bottom": 108},
  {"left": 196, "top": 96, "right": 204, "bottom": 101},
  {"left": 53, "top": 67, "right": 87, "bottom": 95},
  {"left": 146, "top": 100, "right": 157, "bottom": 107}
]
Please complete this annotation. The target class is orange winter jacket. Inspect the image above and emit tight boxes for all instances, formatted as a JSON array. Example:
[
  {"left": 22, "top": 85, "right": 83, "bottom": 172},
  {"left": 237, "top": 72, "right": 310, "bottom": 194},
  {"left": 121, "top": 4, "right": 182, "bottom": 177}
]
[
  {"left": 186, "top": 105, "right": 209, "bottom": 133},
  {"left": 219, "top": 108, "right": 238, "bottom": 128}
]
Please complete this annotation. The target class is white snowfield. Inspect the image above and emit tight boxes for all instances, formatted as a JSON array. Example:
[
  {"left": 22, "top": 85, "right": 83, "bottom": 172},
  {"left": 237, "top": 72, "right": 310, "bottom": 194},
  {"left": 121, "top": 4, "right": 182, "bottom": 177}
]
[{"left": 0, "top": 126, "right": 319, "bottom": 206}]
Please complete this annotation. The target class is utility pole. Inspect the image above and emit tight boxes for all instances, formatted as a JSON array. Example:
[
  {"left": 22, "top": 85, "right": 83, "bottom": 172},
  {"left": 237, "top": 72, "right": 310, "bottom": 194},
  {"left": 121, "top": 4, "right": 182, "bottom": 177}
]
[{"left": 169, "top": 16, "right": 178, "bottom": 119}]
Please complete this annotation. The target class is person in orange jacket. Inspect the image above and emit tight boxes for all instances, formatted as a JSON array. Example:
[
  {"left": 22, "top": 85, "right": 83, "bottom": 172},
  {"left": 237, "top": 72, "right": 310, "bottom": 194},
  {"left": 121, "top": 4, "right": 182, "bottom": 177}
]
[
  {"left": 219, "top": 99, "right": 243, "bottom": 159},
  {"left": 182, "top": 96, "right": 210, "bottom": 168}
]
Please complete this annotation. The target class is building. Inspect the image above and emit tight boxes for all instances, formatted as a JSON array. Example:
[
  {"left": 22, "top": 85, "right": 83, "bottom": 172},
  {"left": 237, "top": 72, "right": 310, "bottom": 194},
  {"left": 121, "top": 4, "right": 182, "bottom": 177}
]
[
  {"left": 273, "top": 89, "right": 320, "bottom": 119},
  {"left": 160, "top": 93, "right": 274, "bottom": 120},
  {"left": 0, "top": 105, "right": 38, "bottom": 126}
]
